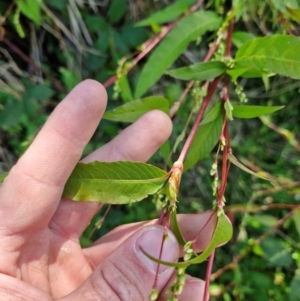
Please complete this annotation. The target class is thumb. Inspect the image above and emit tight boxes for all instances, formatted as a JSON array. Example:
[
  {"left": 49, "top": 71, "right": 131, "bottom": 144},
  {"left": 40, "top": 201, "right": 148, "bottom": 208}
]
[{"left": 61, "top": 225, "right": 179, "bottom": 301}]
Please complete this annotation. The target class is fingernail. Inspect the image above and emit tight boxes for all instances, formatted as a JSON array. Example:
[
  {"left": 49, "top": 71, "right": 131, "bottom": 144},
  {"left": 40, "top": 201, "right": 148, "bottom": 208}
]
[{"left": 135, "top": 225, "right": 179, "bottom": 274}]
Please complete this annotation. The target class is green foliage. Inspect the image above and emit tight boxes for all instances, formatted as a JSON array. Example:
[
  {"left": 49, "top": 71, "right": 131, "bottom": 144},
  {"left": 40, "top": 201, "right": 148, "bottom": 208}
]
[
  {"left": 144, "top": 213, "right": 233, "bottom": 268},
  {"left": 289, "top": 272, "right": 300, "bottom": 301},
  {"left": 135, "top": 11, "right": 222, "bottom": 98},
  {"left": 232, "top": 105, "right": 285, "bottom": 119},
  {"left": 16, "top": 0, "right": 41, "bottom": 25},
  {"left": 165, "top": 61, "right": 226, "bottom": 81},
  {"left": 136, "top": 0, "right": 198, "bottom": 26},
  {"left": 103, "top": 96, "right": 170, "bottom": 123},
  {"left": 231, "top": 31, "right": 255, "bottom": 48},
  {"left": 1, "top": 1, "right": 300, "bottom": 300},
  {"left": 63, "top": 161, "right": 168, "bottom": 204},
  {"left": 233, "top": 35, "right": 300, "bottom": 79},
  {"left": 170, "top": 211, "right": 186, "bottom": 246},
  {"left": 108, "top": 0, "right": 127, "bottom": 24},
  {"left": 119, "top": 73, "right": 133, "bottom": 102},
  {"left": 228, "top": 154, "right": 273, "bottom": 181},
  {"left": 184, "top": 104, "right": 223, "bottom": 171}
]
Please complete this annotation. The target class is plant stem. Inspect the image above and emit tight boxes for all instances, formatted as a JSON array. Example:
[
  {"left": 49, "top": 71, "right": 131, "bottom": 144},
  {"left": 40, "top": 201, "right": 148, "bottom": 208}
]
[
  {"left": 103, "top": 0, "right": 205, "bottom": 89},
  {"left": 169, "top": 80, "right": 194, "bottom": 118},
  {"left": 2, "top": 37, "right": 65, "bottom": 92},
  {"left": 178, "top": 76, "right": 221, "bottom": 163},
  {"left": 203, "top": 249, "right": 216, "bottom": 301},
  {"left": 0, "top": 1, "right": 15, "bottom": 26},
  {"left": 225, "top": 17, "right": 235, "bottom": 57},
  {"left": 218, "top": 120, "right": 230, "bottom": 204},
  {"left": 170, "top": 39, "right": 219, "bottom": 118}
]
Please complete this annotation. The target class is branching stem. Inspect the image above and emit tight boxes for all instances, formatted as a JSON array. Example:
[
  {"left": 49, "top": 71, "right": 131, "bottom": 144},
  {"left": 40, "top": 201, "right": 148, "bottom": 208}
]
[{"left": 178, "top": 76, "right": 221, "bottom": 163}]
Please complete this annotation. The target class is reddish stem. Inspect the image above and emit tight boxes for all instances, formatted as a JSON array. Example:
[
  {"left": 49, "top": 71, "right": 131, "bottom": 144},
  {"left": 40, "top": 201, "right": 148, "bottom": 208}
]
[
  {"left": 218, "top": 120, "right": 230, "bottom": 203},
  {"left": 170, "top": 39, "right": 219, "bottom": 118},
  {"left": 204, "top": 39, "right": 218, "bottom": 62},
  {"left": 203, "top": 248, "right": 216, "bottom": 301},
  {"left": 170, "top": 80, "right": 194, "bottom": 118},
  {"left": 103, "top": 75, "right": 117, "bottom": 88},
  {"left": 2, "top": 37, "right": 65, "bottom": 92},
  {"left": 178, "top": 76, "right": 221, "bottom": 163},
  {"left": 103, "top": 0, "right": 205, "bottom": 89},
  {"left": 225, "top": 18, "right": 235, "bottom": 57}
]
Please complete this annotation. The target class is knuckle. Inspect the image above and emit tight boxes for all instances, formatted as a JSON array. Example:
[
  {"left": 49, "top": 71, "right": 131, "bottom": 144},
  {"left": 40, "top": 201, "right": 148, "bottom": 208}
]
[{"left": 90, "top": 259, "right": 146, "bottom": 301}]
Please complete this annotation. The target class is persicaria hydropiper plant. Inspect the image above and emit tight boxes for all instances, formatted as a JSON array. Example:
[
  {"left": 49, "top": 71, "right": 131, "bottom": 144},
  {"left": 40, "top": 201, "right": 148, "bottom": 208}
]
[{"left": 63, "top": 1, "right": 300, "bottom": 300}]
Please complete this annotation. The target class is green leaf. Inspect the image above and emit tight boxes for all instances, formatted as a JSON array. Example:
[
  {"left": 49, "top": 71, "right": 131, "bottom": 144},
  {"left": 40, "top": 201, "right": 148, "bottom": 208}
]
[
  {"left": 108, "top": 0, "right": 127, "bottom": 24},
  {"left": 184, "top": 109, "right": 223, "bottom": 171},
  {"left": 63, "top": 161, "right": 168, "bottom": 204},
  {"left": 135, "top": 11, "right": 222, "bottom": 98},
  {"left": 232, "top": 31, "right": 255, "bottom": 48},
  {"left": 226, "top": 67, "right": 253, "bottom": 81},
  {"left": 0, "top": 100, "right": 24, "bottom": 127},
  {"left": 292, "top": 209, "right": 300, "bottom": 237},
  {"left": 59, "top": 67, "right": 78, "bottom": 91},
  {"left": 160, "top": 141, "right": 173, "bottom": 168},
  {"left": 119, "top": 73, "right": 133, "bottom": 102},
  {"left": 232, "top": 105, "right": 284, "bottom": 119},
  {"left": 228, "top": 153, "right": 272, "bottom": 181},
  {"left": 260, "top": 238, "right": 293, "bottom": 267},
  {"left": 16, "top": 0, "right": 41, "bottom": 25},
  {"left": 224, "top": 100, "right": 234, "bottom": 120},
  {"left": 233, "top": 35, "right": 300, "bottom": 79},
  {"left": 136, "top": 0, "right": 198, "bottom": 26},
  {"left": 24, "top": 84, "right": 55, "bottom": 101},
  {"left": 200, "top": 102, "right": 222, "bottom": 125},
  {"left": 103, "top": 96, "right": 170, "bottom": 123},
  {"left": 170, "top": 211, "right": 187, "bottom": 246},
  {"left": 165, "top": 61, "right": 226, "bottom": 81},
  {"left": 287, "top": 7, "right": 300, "bottom": 22},
  {"left": 289, "top": 272, "right": 300, "bottom": 301},
  {"left": 143, "top": 213, "right": 232, "bottom": 268}
]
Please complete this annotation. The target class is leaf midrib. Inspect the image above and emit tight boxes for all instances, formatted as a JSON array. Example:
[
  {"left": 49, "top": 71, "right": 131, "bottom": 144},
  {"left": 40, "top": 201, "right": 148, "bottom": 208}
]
[
  {"left": 236, "top": 55, "right": 300, "bottom": 65},
  {"left": 67, "top": 177, "right": 168, "bottom": 183}
]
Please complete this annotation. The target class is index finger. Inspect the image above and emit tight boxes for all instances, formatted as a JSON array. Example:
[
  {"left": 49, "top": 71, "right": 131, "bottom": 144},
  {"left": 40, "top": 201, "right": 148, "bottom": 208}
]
[{"left": 0, "top": 80, "right": 107, "bottom": 233}]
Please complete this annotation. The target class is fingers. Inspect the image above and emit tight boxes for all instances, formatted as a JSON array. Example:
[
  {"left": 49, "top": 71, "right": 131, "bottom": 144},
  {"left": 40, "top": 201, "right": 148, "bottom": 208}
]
[
  {"left": 158, "top": 275, "right": 207, "bottom": 301},
  {"left": 84, "top": 212, "right": 216, "bottom": 265},
  {"left": 0, "top": 274, "right": 53, "bottom": 301},
  {"left": 0, "top": 80, "right": 107, "bottom": 234},
  {"left": 60, "top": 225, "right": 179, "bottom": 301},
  {"left": 50, "top": 110, "right": 172, "bottom": 237}
]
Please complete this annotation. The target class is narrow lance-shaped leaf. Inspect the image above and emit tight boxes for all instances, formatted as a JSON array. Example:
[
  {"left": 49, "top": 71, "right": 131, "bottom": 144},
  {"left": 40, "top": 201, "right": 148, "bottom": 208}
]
[
  {"left": 143, "top": 213, "right": 233, "bottom": 269},
  {"left": 200, "top": 102, "right": 222, "bottom": 125},
  {"left": 103, "top": 96, "right": 170, "bottom": 123},
  {"left": 136, "top": 0, "right": 198, "bottom": 26},
  {"left": 135, "top": 11, "right": 222, "bottom": 98},
  {"left": 63, "top": 161, "right": 169, "bottom": 204},
  {"left": 170, "top": 210, "right": 187, "bottom": 246},
  {"left": 232, "top": 105, "right": 284, "bottom": 119},
  {"left": 17, "top": 0, "right": 41, "bottom": 25},
  {"left": 233, "top": 35, "right": 300, "bottom": 79},
  {"left": 184, "top": 104, "right": 223, "bottom": 171},
  {"left": 165, "top": 61, "right": 226, "bottom": 81},
  {"left": 119, "top": 73, "right": 133, "bottom": 102},
  {"left": 228, "top": 153, "right": 273, "bottom": 181}
]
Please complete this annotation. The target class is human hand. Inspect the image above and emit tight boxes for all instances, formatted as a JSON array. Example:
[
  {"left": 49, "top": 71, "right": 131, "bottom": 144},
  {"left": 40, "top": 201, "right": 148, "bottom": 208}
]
[{"left": 0, "top": 80, "right": 213, "bottom": 301}]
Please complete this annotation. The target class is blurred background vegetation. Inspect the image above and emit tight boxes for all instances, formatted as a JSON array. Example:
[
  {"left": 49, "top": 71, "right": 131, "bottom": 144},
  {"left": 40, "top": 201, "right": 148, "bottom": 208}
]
[{"left": 0, "top": 0, "right": 300, "bottom": 300}]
